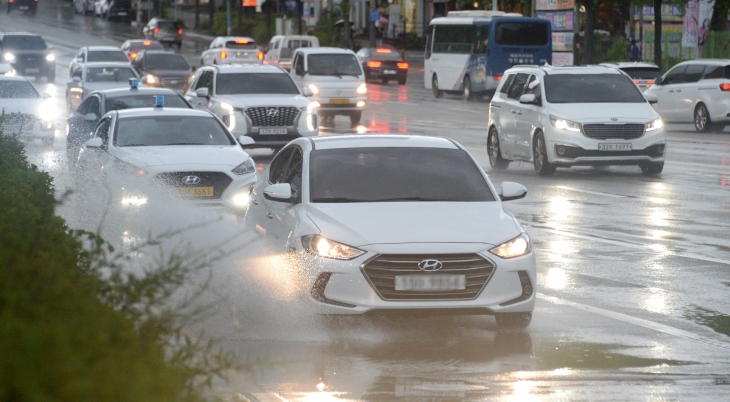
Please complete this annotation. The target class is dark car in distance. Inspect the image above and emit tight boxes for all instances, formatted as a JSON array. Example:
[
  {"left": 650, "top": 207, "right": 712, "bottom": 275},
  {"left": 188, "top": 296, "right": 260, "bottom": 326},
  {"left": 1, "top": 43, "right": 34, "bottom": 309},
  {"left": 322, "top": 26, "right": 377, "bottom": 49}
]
[
  {"left": 143, "top": 18, "right": 183, "bottom": 50},
  {"left": 0, "top": 33, "right": 55, "bottom": 81},
  {"left": 106, "top": 0, "right": 133, "bottom": 21},
  {"left": 131, "top": 50, "right": 192, "bottom": 93},
  {"left": 7, "top": 0, "right": 38, "bottom": 15},
  {"left": 120, "top": 39, "right": 165, "bottom": 61},
  {"left": 355, "top": 47, "right": 408, "bottom": 85}
]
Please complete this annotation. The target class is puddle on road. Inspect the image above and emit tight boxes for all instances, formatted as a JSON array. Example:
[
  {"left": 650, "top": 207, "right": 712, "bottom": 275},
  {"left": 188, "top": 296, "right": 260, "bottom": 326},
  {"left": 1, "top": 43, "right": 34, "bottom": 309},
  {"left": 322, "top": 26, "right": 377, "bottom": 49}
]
[
  {"left": 534, "top": 340, "right": 690, "bottom": 371},
  {"left": 684, "top": 305, "right": 730, "bottom": 338}
]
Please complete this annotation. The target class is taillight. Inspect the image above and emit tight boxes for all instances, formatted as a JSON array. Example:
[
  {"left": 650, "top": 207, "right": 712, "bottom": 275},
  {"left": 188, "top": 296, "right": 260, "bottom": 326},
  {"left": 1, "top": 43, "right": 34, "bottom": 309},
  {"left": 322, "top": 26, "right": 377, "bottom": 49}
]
[
  {"left": 220, "top": 51, "right": 227, "bottom": 59},
  {"left": 154, "top": 28, "right": 159, "bottom": 34},
  {"left": 397, "top": 62, "right": 408, "bottom": 69},
  {"left": 647, "top": 79, "right": 655, "bottom": 85},
  {"left": 494, "top": 75, "right": 503, "bottom": 81},
  {"left": 257, "top": 51, "right": 264, "bottom": 60},
  {"left": 8, "top": 0, "right": 13, "bottom": 3},
  {"left": 130, "top": 52, "right": 137, "bottom": 59},
  {"left": 720, "top": 83, "right": 730, "bottom": 91},
  {"left": 634, "top": 79, "right": 641, "bottom": 85},
  {"left": 178, "top": 29, "right": 183, "bottom": 35},
  {"left": 367, "top": 61, "right": 382, "bottom": 68}
]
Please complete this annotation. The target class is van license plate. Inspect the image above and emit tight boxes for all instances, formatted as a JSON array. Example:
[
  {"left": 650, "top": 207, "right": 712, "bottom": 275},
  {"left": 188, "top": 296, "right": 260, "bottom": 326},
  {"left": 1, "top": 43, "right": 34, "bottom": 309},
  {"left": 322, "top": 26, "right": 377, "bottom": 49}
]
[
  {"left": 19, "top": 5, "right": 29, "bottom": 9},
  {"left": 118, "top": 12, "right": 127, "bottom": 15},
  {"left": 395, "top": 275, "right": 466, "bottom": 291},
  {"left": 25, "top": 68, "right": 39, "bottom": 73},
  {"left": 178, "top": 187, "right": 214, "bottom": 197},
  {"left": 384, "top": 70, "right": 396, "bottom": 74},
  {"left": 259, "top": 128, "right": 288, "bottom": 135},
  {"left": 329, "top": 98, "right": 350, "bottom": 104},
  {"left": 598, "top": 143, "right": 632, "bottom": 151}
]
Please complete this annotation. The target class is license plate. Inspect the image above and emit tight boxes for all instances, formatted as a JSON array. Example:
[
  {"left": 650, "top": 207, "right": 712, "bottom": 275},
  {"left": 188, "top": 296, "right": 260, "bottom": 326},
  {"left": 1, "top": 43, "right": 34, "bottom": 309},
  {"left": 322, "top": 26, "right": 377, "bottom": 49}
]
[
  {"left": 25, "top": 68, "right": 39, "bottom": 73},
  {"left": 259, "top": 128, "right": 288, "bottom": 135},
  {"left": 178, "top": 187, "right": 214, "bottom": 197},
  {"left": 118, "top": 12, "right": 127, "bottom": 15},
  {"left": 384, "top": 70, "right": 396, "bottom": 74},
  {"left": 598, "top": 143, "right": 632, "bottom": 151},
  {"left": 19, "top": 5, "right": 28, "bottom": 9},
  {"left": 329, "top": 98, "right": 350, "bottom": 104},
  {"left": 395, "top": 275, "right": 466, "bottom": 291}
]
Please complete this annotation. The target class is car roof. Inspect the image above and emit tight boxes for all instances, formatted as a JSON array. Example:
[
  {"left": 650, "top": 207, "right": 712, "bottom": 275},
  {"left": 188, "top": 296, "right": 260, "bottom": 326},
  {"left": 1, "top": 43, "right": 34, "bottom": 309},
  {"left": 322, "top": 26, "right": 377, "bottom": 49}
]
[
  {"left": 92, "top": 87, "right": 182, "bottom": 97},
  {"left": 0, "top": 75, "right": 30, "bottom": 82},
  {"left": 0, "top": 32, "right": 41, "bottom": 38},
  {"left": 599, "top": 62, "right": 659, "bottom": 69},
  {"left": 85, "top": 46, "right": 126, "bottom": 52},
  {"left": 82, "top": 62, "right": 134, "bottom": 69},
  {"left": 295, "top": 47, "right": 355, "bottom": 55},
  {"left": 211, "top": 64, "right": 285, "bottom": 74},
  {"left": 308, "top": 135, "right": 459, "bottom": 150},
  {"left": 115, "top": 108, "right": 212, "bottom": 118},
  {"left": 506, "top": 64, "right": 624, "bottom": 75},
  {"left": 675, "top": 59, "right": 730, "bottom": 66}
]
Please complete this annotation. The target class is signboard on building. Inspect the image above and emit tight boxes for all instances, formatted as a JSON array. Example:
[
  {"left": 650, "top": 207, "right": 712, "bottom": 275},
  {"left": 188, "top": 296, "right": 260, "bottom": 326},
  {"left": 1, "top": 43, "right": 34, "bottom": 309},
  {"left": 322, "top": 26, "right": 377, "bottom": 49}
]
[
  {"left": 553, "top": 52, "right": 574, "bottom": 67},
  {"left": 537, "top": 11, "right": 574, "bottom": 31},
  {"left": 536, "top": 0, "right": 574, "bottom": 11},
  {"left": 552, "top": 32, "right": 573, "bottom": 52}
]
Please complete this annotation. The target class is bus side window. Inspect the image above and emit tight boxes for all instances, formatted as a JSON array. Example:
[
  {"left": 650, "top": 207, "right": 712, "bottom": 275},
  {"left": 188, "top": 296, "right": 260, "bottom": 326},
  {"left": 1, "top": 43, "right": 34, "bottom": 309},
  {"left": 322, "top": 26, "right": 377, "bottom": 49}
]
[{"left": 425, "top": 26, "right": 433, "bottom": 59}]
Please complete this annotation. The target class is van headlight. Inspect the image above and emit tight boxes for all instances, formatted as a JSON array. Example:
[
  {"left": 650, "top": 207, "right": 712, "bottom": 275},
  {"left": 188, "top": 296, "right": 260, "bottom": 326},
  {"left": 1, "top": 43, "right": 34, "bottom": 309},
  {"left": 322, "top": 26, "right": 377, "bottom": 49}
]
[
  {"left": 645, "top": 118, "right": 663, "bottom": 132},
  {"left": 146, "top": 74, "right": 158, "bottom": 84},
  {"left": 308, "top": 83, "right": 319, "bottom": 94},
  {"left": 357, "top": 83, "right": 367, "bottom": 94},
  {"left": 3, "top": 53, "right": 15, "bottom": 62},
  {"left": 301, "top": 235, "right": 365, "bottom": 260},
  {"left": 46, "top": 54, "right": 55, "bottom": 62},
  {"left": 550, "top": 116, "right": 582, "bottom": 132},
  {"left": 490, "top": 233, "right": 531, "bottom": 259},
  {"left": 231, "top": 159, "right": 255, "bottom": 175}
]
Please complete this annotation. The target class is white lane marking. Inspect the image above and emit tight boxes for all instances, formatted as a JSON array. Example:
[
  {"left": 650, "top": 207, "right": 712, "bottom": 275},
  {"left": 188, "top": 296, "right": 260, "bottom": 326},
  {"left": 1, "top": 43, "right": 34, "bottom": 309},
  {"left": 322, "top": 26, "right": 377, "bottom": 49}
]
[
  {"left": 540, "top": 295, "right": 730, "bottom": 350},
  {"left": 533, "top": 227, "right": 730, "bottom": 266},
  {"left": 555, "top": 186, "right": 629, "bottom": 198},
  {"left": 387, "top": 101, "right": 420, "bottom": 106},
  {"left": 447, "top": 107, "right": 484, "bottom": 114}
]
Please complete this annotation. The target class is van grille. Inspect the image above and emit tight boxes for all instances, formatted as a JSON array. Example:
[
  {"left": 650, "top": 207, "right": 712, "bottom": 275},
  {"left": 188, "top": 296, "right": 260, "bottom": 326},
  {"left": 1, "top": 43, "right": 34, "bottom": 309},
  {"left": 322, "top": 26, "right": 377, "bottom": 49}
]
[
  {"left": 245, "top": 106, "right": 299, "bottom": 127},
  {"left": 583, "top": 124, "right": 645, "bottom": 140}
]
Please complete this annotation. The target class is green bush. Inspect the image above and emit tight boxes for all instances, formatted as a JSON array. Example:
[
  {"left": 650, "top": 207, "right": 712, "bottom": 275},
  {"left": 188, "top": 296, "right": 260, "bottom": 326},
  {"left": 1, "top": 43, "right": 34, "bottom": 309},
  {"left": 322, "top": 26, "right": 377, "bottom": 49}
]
[{"left": 0, "top": 122, "right": 232, "bottom": 401}]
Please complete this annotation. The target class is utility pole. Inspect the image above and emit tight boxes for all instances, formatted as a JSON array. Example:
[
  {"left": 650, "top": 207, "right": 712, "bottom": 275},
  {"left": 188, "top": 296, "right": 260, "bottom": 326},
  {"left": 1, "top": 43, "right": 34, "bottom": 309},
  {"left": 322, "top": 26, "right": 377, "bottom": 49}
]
[
  {"left": 492, "top": 0, "right": 497, "bottom": 11},
  {"left": 369, "top": 0, "right": 376, "bottom": 47},
  {"left": 226, "top": 0, "right": 232, "bottom": 35}
]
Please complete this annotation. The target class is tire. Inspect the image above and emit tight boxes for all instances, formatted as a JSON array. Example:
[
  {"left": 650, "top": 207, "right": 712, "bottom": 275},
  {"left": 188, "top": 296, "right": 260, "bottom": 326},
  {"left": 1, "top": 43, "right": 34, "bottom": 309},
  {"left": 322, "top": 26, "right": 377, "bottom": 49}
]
[
  {"left": 432, "top": 75, "right": 443, "bottom": 99},
  {"left": 640, "top": 161, "right": 664, "bottom": 175},
  {"left": 463, "top": 76, "right": 475, "bottom": 101},
  {"left": 495, "top": 312, "right": 532, "bottom": 329},
  {"left": 533, "top": 132, "right": 556, "bottom": 176},
  {"left": 397, "top": 77, "right": 406, "bottom": 85},
  {"left": 694, "top": 103, "right": 712, "bottom": 133},
  {"left": 487, "top": 127, "right": 510, "bottom": 170},
  {"left": 350, "top": 111, "right": 362, "bottom": 125},
  {"left": 381, "top": 78, "right": 388, "bottom": 85}
]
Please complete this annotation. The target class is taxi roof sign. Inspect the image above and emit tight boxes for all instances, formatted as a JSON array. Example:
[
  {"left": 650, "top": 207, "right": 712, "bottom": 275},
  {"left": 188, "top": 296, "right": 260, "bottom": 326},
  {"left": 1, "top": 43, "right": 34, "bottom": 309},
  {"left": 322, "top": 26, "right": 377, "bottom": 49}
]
[
  {"left": 129, "top": 78, "right": 139, "bottom": 89},
  {"left": 154, "top": 95, "right": 164, "bottom": 107}
]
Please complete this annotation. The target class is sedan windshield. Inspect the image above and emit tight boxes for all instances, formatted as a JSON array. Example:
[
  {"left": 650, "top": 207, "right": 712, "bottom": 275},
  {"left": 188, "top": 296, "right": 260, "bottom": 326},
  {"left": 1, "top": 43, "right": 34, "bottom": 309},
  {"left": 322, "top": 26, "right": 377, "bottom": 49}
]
[
  {"left": 106, "top": 94, "right": 189, "bottom": 111},
  {"left": 87, "top": 51, "right": 129, "bottom": 63},
  {"left": 544, "top": 74, "right": 646, "bottom": 103},
  {"left": 216, "top": 73, "right": 299, "bottom": 95},
  {"left": 3, "top": 35, "right": 47, "bottom": 50},
  {"left": 114, "top": 116, "right": 234, "bottom": 147},
  {"left": 0, "top": 81, "right": 39, "bottom": 98},
  {"left": 145, "top": 54, "right": 189, "bottom": 70},
  {"left": 307, "top": 54, "right": 361, "bottom": 76},
  {"left": 86, "top": 67, "right": 137, "bottom": 83},
  {"left": 310, "top": 147, "right": 495, "bottom": 203}
]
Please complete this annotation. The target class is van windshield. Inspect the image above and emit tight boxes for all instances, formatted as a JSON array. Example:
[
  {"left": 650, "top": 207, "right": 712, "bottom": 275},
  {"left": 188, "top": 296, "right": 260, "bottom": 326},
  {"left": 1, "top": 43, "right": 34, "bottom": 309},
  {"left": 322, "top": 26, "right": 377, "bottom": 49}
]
[{"left": 307, "top": 54, "right": 361, "bottom": 76}]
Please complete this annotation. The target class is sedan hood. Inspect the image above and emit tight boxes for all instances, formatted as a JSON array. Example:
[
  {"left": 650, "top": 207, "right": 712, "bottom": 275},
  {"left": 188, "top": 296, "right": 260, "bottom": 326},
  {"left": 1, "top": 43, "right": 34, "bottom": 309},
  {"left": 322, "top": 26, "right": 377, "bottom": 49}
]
[
  {"left": 113, "top": 145, "right": 249, "bottom": 169},
  {"left": 549, "top": 102, "right": 659, "bottom": 124},
  {"left": 305, "top": 202, "right": 521, "bottom": 248},
  {"left": 215, "top": 94, "right": 310, "bottom": 109}
]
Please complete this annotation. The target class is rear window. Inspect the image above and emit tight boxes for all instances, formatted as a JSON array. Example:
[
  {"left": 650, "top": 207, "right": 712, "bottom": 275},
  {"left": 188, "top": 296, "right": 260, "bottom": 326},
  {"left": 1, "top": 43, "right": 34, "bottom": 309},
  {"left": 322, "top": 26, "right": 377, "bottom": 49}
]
[
  {"left": 368, "top": 49, "right": 402, "bottom": 60},
  {"left": 225, "top": 40, "right": 257, "bottom": 50},
  {"left": 495, "top": 22, "right": 549, "bottom": 46},
  {"left": 0, "top": 80, "right": 39, "bottom": 98},
  {"left": 87, "top": 50, "right": 129, "bottom": 63},
  {"left": 3, "top": 35, "right": 47, "bottom": 50},
  {"left": 145, "top": 54, "right": 190, "bottom": 70},
  {"left": 158, "top": 21, "right": 180, "bottom": 30},
  {"left": 620, "top": 67, "right": 661, "bottom": 80},
  {"left": 106, "top": 94, "right": 190, "bottom": 111}
]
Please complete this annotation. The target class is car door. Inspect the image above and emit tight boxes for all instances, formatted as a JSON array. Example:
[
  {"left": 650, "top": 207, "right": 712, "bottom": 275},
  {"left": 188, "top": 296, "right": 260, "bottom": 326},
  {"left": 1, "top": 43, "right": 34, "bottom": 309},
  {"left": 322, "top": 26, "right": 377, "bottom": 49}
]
[
  {"left": 70, "top": 95, "right": 102, "bottom": 146},
  {"left": 673, "top": 64, "right": 704, "bottom": 122},
  {"left": 652, "top": 65, "right": 686, "bottom": 121},
  {"left": 250, "top": 147, "right": 295, "bottom": 246},
  {"left": 77, "top": 116, "right": 113, "bottom": 181},
  {"left": 202, "top": 39, "right": 218, "bottom": 65},
  {"left": 290, "top": 52, "right": 305, "bottom": 88},
  {"left": 514, "top": 74, "right": 542, "bottom": 159},
  {"left": 267, "top": 147, "right": 304, "bottom": 251},
  {"left": 500, "top": 73, "right": 529, "bottom": 157},
  {"left": 185, "top": 69, "right": 213, "bottom": 109}
]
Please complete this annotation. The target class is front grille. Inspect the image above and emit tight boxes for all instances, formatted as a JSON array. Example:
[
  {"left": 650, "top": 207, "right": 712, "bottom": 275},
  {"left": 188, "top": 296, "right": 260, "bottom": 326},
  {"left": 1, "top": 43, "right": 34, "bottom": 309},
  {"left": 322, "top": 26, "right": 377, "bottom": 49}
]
[
  {"left": 361, "top": 254, "right": 496, "bottom": 301},
  {"left": 245, "top": 106, "right": 299, "bottom": 127},
  {"left": 155, "top": 171, "right": 233, "bottom": 200},
  {"left": 583, "top": 124, "right": 645, "bottom": 140}
]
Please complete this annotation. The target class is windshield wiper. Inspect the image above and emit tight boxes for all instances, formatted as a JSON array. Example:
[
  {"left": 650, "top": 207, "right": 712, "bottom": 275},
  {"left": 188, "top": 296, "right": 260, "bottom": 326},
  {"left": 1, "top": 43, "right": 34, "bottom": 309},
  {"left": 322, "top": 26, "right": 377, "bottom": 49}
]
[
  {"left": 311, "top": 197, "right": 364, "bottom": 203},
  {"left": 121, "top": 143, "right": 149, "bottom": 147},
  {"left": 377, "top": 197, "right": 453, "bottom": 202},
  {"left": 167, "top": 142, "right": 204, "bottom": 145}
]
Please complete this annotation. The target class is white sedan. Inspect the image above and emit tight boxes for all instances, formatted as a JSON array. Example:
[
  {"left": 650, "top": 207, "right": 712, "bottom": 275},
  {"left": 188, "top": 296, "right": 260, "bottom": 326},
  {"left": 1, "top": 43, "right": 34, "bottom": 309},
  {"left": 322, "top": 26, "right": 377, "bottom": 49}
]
[
  {"left": 245, "top": 135, "right": 536, "bottom": 328},
  {"left": 0, "top": 76, "right": 57, "bottom": 145},
  {"left": 76, "top": 107, "right": 257, "bottom": 222}
]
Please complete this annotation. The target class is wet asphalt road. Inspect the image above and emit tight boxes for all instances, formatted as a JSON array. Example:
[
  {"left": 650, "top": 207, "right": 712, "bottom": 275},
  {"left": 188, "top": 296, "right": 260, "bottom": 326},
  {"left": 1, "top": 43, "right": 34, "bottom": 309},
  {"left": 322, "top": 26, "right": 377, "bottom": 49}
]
[{"left": 5, "top": 2, "right": 730, "bottom": 400}]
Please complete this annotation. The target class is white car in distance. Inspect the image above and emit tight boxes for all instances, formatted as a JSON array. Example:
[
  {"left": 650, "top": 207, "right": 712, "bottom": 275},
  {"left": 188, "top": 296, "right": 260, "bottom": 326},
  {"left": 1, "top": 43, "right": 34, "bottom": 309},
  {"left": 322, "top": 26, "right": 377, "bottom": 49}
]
[
  {"left": 185, "top": 64, "right": 318, "bottom": 151},
  {"left": 488, "top": 65, "right": 666, "bottom": 176},
  {"left": 599, "top": 62, "right": 661, "bottom": 92},
  {"left": 200, "top": 36, "right": 263, "bottom": 66},
  {"left": 0, "top": 76, "right": 57, "bottom": 145},
  {"left": 245, "top": 135, "right": 536, "bottom": 328},
  {"left": 66, "top": 62, "right": 140, "bottom": 112}
]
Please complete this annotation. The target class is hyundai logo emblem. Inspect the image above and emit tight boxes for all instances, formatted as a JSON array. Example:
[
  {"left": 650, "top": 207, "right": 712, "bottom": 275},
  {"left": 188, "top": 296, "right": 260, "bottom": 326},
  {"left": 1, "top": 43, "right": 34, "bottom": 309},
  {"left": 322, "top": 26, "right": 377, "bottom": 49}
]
[
  {"left": 610, "top": 117, "right": 619, "bottom": 121},
  {"left": 266, "top": 108, "right": 279, "bottom": 117},
  {"left": 417, "top": 259, "right": 443, "bottom": 272},
  {"left": 182, "top": 175, "right": 201, "bottom": 185}
]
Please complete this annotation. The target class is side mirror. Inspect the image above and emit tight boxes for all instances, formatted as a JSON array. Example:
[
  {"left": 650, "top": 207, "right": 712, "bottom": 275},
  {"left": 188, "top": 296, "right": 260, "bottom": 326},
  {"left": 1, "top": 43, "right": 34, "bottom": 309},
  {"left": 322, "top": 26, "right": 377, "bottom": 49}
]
[
  {"left": 84, "top": 137, "right": 103, "bottom": 149},
  {"left": 653, "top": 76, "right": 663, "bottom": 86},
  {"left": 191, "top": 66, "right": 197, "bottom": 72},
  {"left": 238, "top": 135, "right": 255, "bottom": 146},
  {"left": 195, "top": 87, "right": 209, "bottom": 98},
  {"left": 644, "top": 93, "right": 658, "bottom": 105},
  {"left": 519, "top": 94, "right": 537, "bottom": 105},
  {"left": 84, "top": 113, "right": 98, "bottom": 121},
  {"left": 263, "top": 183, "right": 293, "bottom": 202},
  {"left": 302, "top": 87, "right": 313, "bottom": 97},
  {"left": 295, "top": 66, "right": 306, "bottom": 76},
  {"left": 41, "top": 92, "right": 51, "bottom": 99},
  {"left": 500, "top": 182, "right": 527, "bottom": 201}
]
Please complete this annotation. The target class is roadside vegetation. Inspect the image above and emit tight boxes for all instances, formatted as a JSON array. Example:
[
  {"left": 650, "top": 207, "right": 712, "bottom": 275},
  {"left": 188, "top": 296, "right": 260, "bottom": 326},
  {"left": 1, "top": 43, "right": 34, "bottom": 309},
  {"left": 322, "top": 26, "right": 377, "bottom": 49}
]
[{"left": 0, "top": 119, "right": 234, "bottom": 401}]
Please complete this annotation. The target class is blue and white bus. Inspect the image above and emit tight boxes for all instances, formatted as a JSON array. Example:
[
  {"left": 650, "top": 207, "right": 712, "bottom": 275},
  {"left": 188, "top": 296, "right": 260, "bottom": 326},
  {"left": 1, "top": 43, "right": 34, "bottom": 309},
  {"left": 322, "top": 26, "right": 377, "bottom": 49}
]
[{"left": 424, "top": 11, "right": 552, "bottom": 100}]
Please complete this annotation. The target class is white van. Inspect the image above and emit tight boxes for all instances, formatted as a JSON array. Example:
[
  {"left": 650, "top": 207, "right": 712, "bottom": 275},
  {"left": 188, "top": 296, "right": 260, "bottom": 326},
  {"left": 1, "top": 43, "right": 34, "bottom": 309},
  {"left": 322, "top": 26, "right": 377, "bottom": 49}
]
[
  {"left": 290, "top": 47, "right": 367, "bottom": 125},
  {"left": 264, "top": 35, "right": 320, "bottom": 71}
]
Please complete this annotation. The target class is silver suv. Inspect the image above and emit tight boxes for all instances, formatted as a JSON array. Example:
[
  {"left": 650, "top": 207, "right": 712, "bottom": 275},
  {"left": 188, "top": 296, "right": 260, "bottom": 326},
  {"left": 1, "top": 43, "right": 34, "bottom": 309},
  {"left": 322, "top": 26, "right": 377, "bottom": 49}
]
[{"left": 184, "top": 64, "right": 319, "bottom": 151}]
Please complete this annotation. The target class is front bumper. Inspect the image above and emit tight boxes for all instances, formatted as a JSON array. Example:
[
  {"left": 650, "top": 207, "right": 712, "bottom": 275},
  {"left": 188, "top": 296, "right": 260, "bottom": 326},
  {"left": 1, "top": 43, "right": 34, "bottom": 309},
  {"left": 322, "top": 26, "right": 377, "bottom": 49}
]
[
  {"left": 314, "top": 96, "right": 367, "bottom": 114},
  {"left": 287, "top": 242, "right": 537, "bottom": 315},
  {"left": 225, "top": 109, "right": 319, "bottom": 147}
]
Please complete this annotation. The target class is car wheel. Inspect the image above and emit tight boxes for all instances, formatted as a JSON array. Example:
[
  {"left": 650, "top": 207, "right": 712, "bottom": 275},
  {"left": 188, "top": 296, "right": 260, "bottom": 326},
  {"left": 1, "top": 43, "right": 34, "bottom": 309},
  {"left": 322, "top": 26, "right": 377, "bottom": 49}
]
[
  {"left": 487, "top": 127, "right": 510, "bottom": 170},
  {"left": 495, "top": 312, "right": 532, "bottom": 329},
  {"left": 533, "top": 132, "right": 556, "bottom": 176},
  {"left": 432, "top": 75, "right": 443, "bottom": 99},
  {"left": 350, "top": 111, "right": 362, "bottom": 126},
  {"left": 694, "top": 103, "right": 712, "bottom": 133},
  {"left": 463, "top": 76, "right": 475, "bottom": 101},
  {"left": 397, "top": 77, "right": 406, "bottom": 85},
  {"left": 639, "top": 161, "right": 664, "bottom": 175}
]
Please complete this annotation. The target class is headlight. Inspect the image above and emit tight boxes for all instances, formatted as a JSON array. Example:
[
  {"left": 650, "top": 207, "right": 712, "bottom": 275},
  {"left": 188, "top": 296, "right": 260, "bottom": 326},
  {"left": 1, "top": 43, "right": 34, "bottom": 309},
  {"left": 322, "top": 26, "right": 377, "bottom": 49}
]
[
  {"left": 38, "top": 103, "right": 57, "bottom": 122},
  {"left": 231, "top": 192, "right": 250, "bottom": 207},
  {"left": 4, "top": 69, "right": 15, "bottom": 76},
  {"left": 357, "top": 83, "right": 367, "bottom": 94},
  {"left": 3, "top": 53, "right": 15, "bottom": 62},
  {"left": 301, "top": 235, "right": 365, "bottom": 260},
  {"left": 121, "top": 196, "right": 147, "bottom": 206},
  {"left": 490, "top": 233, "right": 531, "bottom": 259},
  {"left": 146, "top": 75, "right": 158, "bottom": 84},
  {"left": 306, "top": 112, "right": 317, "bottom": 131},
  {"left": 308, "top": 83, "right": 319, "bottom": 94},
  {"left": 46, "top": 54, "right": 55, "bottom": 62},
  {"left": 550, "top": 116, "right": 582, "bottom": 132},
  {"left": 231, "top": 159, "right": 255, "bottom": 175},
  {"left": 221, "top": 102, "right": 234, "bottom": 112},
  {"left": 307, "top": 102, "right": 319, "bottom": 111},
  {"left": 645, "top": 118, "right": 663, "bottom": 132}
]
